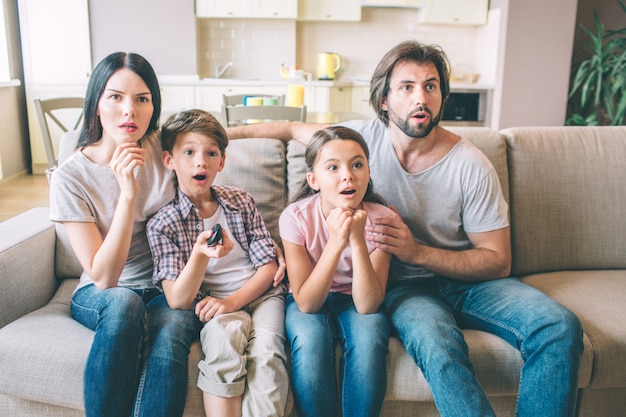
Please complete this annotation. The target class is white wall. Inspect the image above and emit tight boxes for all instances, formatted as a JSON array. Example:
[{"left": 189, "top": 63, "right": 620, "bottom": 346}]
[
  {"left": 493, "top": 0, "right": 578, "bottom": 129},
  {"left": 88, "top": 0, "right": 197, "bottom": 75}
]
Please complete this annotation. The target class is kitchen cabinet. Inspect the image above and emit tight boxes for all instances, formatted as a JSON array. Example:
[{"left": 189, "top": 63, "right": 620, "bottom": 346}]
[
  {"left": 418, "top": 0, "right": 488, "bottom": 25},
  {"left": 252, "top": 0, "right": 297, "bottom": 18},
  {"left": 195, "top": 0, "right": 297, "bottom": 19},
  {"left": 160, "top": 86, "right": 196, "bottom": 120},
  {"left": 297, "top": 0, "right": 361, "bottom": 21},
  {"left": 307, "top": 86, "right": 352, "bottom": 112},
  {"left": 18, "top": 0, "right": 91, "bottom": 174},
  {"left": 361, "top": 0, "right": 419, "bottom": 7},
  {"left": 351, "top": 86, "right": 376, "bottom": 118},
  {"left": 196, "top": 0, "right": 251, "bottom": 18}
]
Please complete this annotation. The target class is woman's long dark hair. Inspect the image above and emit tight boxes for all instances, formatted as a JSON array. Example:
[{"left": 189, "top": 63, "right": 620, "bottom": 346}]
[
  {"left": 291, "top": 126, "right": 386, "bottom": 206},
  {"left": 77, "top": 52, "right": 161, "bottom": 148}
]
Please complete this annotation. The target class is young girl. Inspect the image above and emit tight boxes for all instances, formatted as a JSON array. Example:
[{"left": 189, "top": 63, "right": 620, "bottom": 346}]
[
  {"left": 279, "top": 126, "right": 396, "bottom": 417},
  {"left": 49, "top": 52, "right": 200, "bottom": 417}
]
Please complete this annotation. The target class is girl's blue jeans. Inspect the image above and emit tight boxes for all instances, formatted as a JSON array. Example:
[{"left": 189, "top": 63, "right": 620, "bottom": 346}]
[
  {"left": 285, "top": 292, "right": 389, "bottom": 417},
  {"left": 384, "top": 277, "right": 584, "bottom": 417},
  {"left": 71, "top": 284, "right": 201, "bottom": 417}
]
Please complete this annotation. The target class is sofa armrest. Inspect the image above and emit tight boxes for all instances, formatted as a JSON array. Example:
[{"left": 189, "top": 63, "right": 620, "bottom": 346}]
[{"left": 0, "top": 207, "right": 57, "bottom": 328}]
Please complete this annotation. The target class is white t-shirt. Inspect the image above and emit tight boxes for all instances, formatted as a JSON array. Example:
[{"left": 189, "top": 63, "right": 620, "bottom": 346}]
[
  {"left": 200, "top": 206, "right": 256, "bottom": 299},
  {"left": 49, "top": 133, "right": 175, "bottom": 291},
  {"left": 340, "top": 119, "right": 509, "bottom": 281}
]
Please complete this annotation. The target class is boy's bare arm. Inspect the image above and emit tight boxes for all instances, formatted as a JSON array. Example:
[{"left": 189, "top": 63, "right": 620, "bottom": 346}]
[{"left": 195, "top": 262, "right": 278, "bottom": 322}]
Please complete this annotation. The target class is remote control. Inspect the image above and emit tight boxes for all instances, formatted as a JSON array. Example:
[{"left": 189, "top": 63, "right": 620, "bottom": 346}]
[{"left": 207, "top": 223, "right": 223, "bottom": 246}]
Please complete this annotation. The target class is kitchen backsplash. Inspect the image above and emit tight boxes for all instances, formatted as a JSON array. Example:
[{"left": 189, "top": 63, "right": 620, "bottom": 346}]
[
  {"left": 196, "top": 8, "right": 498, "bottom": 85},
  {"left": 196, "top": 18, "right": 296, "bottom": 80}
]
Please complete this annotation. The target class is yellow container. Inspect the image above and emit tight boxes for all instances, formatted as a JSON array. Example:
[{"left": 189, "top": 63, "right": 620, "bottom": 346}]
[
  {"left": 246, "top": 97, "right": 263, "bottom": 106},
  {"left": 317, "top": 52, "right": 341, "bottom": 80},
  {"left": 286, "top": 84, "right": 304, "bottom": 107}
]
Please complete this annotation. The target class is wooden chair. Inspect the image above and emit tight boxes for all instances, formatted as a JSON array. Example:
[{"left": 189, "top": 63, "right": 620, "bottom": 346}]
[
  {"left": 222, "top": 93, "right": 285, "bottom": 106},
  {"left": 33, "top": 97, "right": 84, "bottom": 176},
  {"left": 221, "top": 103, "right": 306, "bottom": 127}
]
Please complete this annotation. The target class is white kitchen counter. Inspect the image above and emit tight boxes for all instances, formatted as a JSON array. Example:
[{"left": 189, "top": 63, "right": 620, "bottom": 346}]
[
  {"left": 158, "top": 74, "right": 355, "bottom": 88},
  {"left": 156, "top": 75, "right": 494, "bottom": 91}
]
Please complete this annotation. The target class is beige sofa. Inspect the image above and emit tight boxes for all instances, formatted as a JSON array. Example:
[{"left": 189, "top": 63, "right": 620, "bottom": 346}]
[{"left": 1, "top": 126, "right": 625, "bottom": 416}]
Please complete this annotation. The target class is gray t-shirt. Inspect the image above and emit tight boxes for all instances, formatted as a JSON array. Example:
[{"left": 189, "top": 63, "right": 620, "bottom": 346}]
[
  {"left": 49, "top": 133, "right": 175, "bottom": 291},
  {"left": 340, "top": 119, "right": 509, "bottom": 281}
]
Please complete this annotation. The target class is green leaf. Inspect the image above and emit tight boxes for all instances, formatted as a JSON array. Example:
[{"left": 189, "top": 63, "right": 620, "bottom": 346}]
[{"left": 567, "top": 0, "right": 626, "bottom": 125}]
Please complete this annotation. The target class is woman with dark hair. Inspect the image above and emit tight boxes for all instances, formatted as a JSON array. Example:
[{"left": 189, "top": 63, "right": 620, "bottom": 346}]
[{"left": 49, "top": 52, "right": 200, "bottom": 417}]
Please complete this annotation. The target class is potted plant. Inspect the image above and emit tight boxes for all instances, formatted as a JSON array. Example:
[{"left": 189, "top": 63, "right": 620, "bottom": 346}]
[{"left": 567, "top": 0, "right": 626, "bottom": 126}]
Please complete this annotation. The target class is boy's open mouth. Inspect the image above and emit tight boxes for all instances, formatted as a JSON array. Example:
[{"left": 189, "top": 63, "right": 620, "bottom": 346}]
[{"left": 193, "top": 174, "right": 207, "bottom": 181}]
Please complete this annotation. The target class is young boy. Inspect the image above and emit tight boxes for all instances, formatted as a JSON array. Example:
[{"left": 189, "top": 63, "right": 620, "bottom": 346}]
[{"left": 147, "top": 109, "right": 289, "bottom": 417}]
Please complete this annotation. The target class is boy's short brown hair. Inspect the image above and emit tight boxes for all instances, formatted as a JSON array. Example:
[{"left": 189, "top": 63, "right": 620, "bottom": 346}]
[{"left": 161, "top": 109, "right": 228, "bottom": 154}]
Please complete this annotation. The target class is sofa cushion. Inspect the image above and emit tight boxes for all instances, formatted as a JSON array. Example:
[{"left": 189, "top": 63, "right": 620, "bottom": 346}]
[
  {"left": 385, "top": 331, "right": 523, "bottom": 401},
  {"left": 0, "top": 279, "right": 88, "bottom": 410},
  {"left": 502, "top": 126, "right": 626, "bottom": 275},
  {"left": 0, "top": 277, "right": 210, "bottom": 416},
  {"left": 215, "top": 138, "right": 288, "bottom": 243},
  {"left": 523, "top": 270, "right": 625, "bottom": 388},
  {"left": 0, "top": 207, "right": 58, "bottom": 327}
]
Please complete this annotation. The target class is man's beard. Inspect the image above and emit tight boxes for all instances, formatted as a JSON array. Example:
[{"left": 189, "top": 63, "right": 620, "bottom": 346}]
[{"left": 388, "top": 105, "right": 441, "bottom": 138}]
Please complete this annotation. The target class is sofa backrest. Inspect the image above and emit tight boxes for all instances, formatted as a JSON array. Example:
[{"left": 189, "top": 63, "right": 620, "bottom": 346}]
[
  {"left": 215, "top": 138, "right": 290, "bottom": 242},
  {"left": 67, "top": 125, "right": 626, "bottom": 281},
  {"left": 55, "top": 128, "right": 510, "bottom": 278},
  {"left": 502, "top": 126, "right": 626, "bottom": 276}
]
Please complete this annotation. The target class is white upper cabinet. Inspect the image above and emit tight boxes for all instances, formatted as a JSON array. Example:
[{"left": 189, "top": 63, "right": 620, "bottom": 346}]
[
  {"left": 196, "top": 0, "right": 297, "bottom": 19},
  {"left": 252, "top": 0, "right": 297, "bottom": 18},
  {"left": 18, "top": 0, "right": 92, "bottom": 84},
  {"left": 418, "top": 0, "right": 489, "bottom": 25},
  {"left": 361, "top": 0, "right": 419, "bottom": 7},
  {"left": 200, "top": 0, "right": 251, "bottom": 18},
  {"left": 297, "top": 0, "right": 361, "bottom": 21}
]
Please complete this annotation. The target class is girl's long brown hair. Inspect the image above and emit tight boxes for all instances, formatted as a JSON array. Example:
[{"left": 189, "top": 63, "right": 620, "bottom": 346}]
[{"left": 290, "top": 126, "right": 386, "bottom": 206}]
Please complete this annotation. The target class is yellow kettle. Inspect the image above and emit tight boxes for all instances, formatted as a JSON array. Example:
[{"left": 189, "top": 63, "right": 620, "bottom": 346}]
[{"left": 317, "top": 52, "right": 341, "bottom": 80}]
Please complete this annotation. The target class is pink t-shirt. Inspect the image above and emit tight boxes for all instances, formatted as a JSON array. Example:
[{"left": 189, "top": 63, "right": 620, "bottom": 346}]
[{"left": 279, "top": 193, "right": 396, "bottom": 295}]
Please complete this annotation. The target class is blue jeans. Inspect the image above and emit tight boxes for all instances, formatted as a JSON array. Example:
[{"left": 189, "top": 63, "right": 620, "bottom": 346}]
[
  {"left": 384, "top": 277, "right": 584, "bottom": 417},
  {"left": 285, "top": 293, "right": 389, "bottom": 417},
  {"left": 71, "top": 284, "right": 201, "bottom": 417}
]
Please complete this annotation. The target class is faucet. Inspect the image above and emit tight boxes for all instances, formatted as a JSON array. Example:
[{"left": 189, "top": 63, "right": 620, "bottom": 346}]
[{"left": 215, "top": 61, "right": 234, "bottom": 78}]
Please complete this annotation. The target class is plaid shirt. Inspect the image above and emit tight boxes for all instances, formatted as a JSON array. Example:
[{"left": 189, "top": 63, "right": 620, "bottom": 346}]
[{"left": 147, "top": 186, "right": 276, "bottom": 296}]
